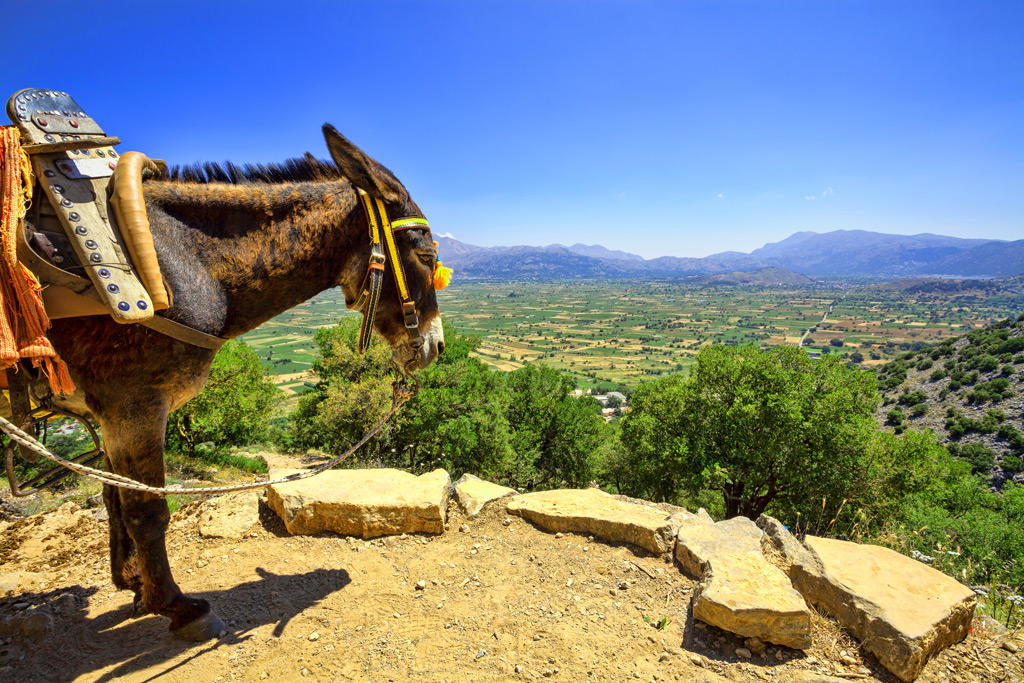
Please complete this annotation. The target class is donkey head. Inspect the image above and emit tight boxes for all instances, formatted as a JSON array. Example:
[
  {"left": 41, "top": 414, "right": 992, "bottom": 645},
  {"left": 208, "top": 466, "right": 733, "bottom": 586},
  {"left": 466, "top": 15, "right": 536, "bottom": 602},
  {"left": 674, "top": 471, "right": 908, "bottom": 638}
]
[{"left": 323, "top": 125, "right": 445, "bottom": 373}]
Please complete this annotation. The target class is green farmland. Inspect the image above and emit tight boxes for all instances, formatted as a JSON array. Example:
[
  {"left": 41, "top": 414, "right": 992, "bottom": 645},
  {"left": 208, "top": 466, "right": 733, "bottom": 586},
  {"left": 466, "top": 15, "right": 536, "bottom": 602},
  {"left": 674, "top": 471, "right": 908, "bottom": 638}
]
[{"left": 240, "top": 279, "right": 1021, "bottom": 394}]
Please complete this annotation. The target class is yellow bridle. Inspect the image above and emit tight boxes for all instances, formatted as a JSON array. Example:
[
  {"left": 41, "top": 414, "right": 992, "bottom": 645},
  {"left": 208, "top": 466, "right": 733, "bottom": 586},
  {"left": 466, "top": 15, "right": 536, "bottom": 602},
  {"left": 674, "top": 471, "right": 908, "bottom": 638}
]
[{"left": 348, "top": 189, "right": 450, "bottom": 354}]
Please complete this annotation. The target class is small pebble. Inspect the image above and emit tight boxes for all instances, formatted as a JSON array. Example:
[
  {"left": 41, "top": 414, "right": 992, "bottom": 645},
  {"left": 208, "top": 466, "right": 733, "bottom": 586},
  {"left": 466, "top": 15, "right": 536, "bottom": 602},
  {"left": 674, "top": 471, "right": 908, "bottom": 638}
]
[
  {"left": 555, "top": 532, "right": 564, "bottom": 538},
  {"left": 415, "top": 580, "right": 427, "bottom": 590},
  {"left": 459, "top": 523, "right": 470, "bottom": 533},
  {"left": 736, "top": 647, "right": 752, "bottom": 659},
  {"left": 308, "top": 632, "right": 319, "bottom": 641},
  {"left": 1002, "top": 640, "right": 1020, "bottom": 653},
  {"left": 476, "top": 650, "right": 486, "bottom": 660}
]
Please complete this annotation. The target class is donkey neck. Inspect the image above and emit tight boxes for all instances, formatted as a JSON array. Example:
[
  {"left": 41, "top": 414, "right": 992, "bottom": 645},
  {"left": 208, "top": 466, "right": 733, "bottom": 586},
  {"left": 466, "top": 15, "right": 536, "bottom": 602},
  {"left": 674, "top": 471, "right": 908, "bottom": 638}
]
[{"left": 146, "top": 179, "right": 366, "bottom": 339}]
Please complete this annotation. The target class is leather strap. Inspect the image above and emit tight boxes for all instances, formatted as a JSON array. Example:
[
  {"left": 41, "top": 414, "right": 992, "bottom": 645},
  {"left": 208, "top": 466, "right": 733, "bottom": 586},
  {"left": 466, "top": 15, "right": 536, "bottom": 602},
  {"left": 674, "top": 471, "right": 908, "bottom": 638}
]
[
  {"left": 350, "top": 190, "right": 431, "bottom": 354},
  {"left": 140, "top": 314, "right": 228, "bottom": 350}
]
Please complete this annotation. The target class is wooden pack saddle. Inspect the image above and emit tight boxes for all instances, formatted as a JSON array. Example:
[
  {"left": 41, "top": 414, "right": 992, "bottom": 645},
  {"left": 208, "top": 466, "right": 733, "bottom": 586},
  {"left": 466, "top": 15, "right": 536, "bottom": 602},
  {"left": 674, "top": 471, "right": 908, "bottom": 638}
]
[{"left": 6, "top": 87, "right": 170, "bottom": 324}]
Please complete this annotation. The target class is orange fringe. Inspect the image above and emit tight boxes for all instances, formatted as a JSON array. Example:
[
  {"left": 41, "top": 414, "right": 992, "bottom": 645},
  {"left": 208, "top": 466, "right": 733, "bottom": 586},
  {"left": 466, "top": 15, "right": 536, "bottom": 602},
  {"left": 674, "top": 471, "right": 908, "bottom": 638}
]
[{"left": 0, "top": 126, "right": 74, "bottom": 395}]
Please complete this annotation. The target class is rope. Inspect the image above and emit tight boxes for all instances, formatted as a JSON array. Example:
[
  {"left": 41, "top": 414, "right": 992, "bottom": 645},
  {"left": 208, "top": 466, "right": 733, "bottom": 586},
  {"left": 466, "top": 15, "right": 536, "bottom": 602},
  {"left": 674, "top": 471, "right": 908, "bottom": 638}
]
[{"left": 0, "top": 387, "right": 414, "bottom": 496}]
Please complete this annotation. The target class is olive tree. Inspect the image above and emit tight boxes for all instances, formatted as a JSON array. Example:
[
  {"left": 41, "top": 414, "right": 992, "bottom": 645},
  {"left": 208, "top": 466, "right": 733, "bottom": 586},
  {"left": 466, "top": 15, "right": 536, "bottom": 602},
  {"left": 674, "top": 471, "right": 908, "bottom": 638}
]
[{"left": 621, "top": 344, "right": 879, "bottom": 518}]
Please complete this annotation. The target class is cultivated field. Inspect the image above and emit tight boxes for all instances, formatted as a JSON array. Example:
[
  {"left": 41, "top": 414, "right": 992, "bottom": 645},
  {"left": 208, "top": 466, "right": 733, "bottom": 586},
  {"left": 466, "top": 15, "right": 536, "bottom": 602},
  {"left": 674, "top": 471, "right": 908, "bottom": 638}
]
[{"left": 240, "top": 280, "right": 1021, "bottom": 393}]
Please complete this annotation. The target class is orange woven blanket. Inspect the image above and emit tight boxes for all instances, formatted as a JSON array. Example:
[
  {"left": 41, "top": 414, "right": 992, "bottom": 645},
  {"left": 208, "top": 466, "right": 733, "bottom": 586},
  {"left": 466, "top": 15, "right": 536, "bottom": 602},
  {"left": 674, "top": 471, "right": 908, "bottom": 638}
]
[{"left": 0, "top": 126, "right": 74, "bottom": 395}]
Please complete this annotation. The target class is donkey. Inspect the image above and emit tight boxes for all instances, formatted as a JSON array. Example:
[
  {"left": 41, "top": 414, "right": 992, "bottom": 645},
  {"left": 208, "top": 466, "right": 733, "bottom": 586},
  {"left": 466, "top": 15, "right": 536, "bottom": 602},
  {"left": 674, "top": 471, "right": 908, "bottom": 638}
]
[{"left": 39, "top": 124, "right": 444, "bottom": 640}]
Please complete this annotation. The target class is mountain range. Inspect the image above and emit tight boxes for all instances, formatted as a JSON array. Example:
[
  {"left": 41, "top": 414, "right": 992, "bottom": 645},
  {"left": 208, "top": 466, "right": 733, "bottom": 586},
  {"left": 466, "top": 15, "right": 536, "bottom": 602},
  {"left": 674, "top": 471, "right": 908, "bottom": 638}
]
[{"left": 435, "top": 230, "right": 1024, "bottom": 280}]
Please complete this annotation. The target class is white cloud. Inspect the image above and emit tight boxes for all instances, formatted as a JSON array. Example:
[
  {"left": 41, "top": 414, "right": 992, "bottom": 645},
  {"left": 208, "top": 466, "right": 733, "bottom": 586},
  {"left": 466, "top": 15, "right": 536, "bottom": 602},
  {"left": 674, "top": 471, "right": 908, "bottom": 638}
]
[
  {"left": 436, "top": 231, "right": 455, "bottom": 239},
  {"left": 716, "top": 193, "right": 724, "bottom": 199},
  {"left": 804, "top": 196, "right": 816, "bottom": 201},
  {"left": 822, "top": 187, "right": 834, "bottom": 197}
]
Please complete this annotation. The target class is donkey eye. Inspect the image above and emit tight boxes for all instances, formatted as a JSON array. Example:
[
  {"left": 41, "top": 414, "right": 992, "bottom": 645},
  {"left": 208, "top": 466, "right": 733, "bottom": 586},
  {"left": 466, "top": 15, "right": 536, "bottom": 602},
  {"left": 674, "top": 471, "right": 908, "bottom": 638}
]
[{"left": 418, "top": 253, "right": 436, "bottom": 267}]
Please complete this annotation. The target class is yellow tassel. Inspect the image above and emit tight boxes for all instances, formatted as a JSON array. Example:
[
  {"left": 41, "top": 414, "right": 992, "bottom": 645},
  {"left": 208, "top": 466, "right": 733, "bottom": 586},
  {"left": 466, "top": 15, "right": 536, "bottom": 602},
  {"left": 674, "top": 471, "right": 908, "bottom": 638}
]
[{"left": 433, "top": 262, "right": 453, "bottom": 290}]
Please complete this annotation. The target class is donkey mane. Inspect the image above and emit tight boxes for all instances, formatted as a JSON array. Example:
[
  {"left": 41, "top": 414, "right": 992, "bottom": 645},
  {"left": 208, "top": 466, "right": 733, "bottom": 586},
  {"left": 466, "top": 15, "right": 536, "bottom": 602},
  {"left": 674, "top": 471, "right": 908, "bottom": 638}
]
[{"left": 164, "top": 155, "right": 346, "bottom": 185}]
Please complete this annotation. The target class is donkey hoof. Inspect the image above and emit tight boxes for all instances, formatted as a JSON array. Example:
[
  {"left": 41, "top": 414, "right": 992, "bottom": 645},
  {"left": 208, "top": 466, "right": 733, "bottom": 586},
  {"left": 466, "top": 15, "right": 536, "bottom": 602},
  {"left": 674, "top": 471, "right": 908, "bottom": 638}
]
[
  {"left": 131, "top": 597, "right": 148, "bottom": 618},
  {"left": 172, "top": 610, "right": 225, "bottom": 642}
]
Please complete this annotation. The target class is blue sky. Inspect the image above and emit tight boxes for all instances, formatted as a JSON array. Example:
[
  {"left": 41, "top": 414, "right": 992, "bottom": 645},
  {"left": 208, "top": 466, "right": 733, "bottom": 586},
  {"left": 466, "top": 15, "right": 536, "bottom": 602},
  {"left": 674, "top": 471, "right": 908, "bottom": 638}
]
[{"left": 3, "top": 1, "right": 1021, "bottom": 258}]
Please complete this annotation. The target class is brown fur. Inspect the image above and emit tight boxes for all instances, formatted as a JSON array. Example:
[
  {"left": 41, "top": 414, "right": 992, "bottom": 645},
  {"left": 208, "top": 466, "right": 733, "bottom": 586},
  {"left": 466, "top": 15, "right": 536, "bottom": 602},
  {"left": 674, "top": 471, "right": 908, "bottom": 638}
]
[{"left": 44, "top": 126, "right": 443, "bottom": 636}]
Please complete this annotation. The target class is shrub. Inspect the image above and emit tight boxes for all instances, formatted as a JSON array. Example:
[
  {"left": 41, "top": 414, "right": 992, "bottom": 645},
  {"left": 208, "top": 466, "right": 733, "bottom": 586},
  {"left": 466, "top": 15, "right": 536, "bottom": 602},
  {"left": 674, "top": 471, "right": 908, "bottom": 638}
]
[{"left": 950, "top": 442, "right": 998, "bottom": 474}]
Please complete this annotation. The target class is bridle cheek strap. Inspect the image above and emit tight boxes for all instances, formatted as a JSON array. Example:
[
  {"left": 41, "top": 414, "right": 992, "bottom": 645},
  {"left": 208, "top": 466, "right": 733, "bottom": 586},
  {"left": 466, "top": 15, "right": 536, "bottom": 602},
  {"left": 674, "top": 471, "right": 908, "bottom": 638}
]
[{"left": 348, "top": 189, "right": 430, "bottom": 354}]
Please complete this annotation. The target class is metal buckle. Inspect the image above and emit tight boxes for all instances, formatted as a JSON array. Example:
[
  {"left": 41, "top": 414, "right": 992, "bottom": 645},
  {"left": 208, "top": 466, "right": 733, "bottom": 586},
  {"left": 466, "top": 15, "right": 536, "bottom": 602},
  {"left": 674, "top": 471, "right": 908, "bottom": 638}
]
[{"left": 402, "top": 302, "right": 419, "bottom": 329}]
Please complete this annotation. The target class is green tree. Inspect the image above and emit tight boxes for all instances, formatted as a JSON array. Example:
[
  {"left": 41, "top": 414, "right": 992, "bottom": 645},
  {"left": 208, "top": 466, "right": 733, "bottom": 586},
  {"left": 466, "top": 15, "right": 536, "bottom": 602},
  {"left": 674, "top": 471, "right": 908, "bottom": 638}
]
[
  {"left": 167, "top": 340, "right": 282, "bottom": 455},
  {"left": 505, "top": 364, "right": 604, "bottom": 489},
  {"left": 620, "top": 344, "right": 879, "bottom": 518},
  {"left": 290, "top": 318, "right": 397, "bottom": 463},
  {"left": 395, "top": 327, "right": 514, "bottom": 479},
  {"left": 616, "top": 374, "right": 691, "bottom": 503}
]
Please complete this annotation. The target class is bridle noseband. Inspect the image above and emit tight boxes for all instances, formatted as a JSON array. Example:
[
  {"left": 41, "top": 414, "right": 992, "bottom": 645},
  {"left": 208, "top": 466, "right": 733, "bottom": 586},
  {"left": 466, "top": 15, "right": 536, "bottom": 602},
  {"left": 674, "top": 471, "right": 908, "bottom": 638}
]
[{"left": 347, "top": 189, "right": 432, "bottom": 355}]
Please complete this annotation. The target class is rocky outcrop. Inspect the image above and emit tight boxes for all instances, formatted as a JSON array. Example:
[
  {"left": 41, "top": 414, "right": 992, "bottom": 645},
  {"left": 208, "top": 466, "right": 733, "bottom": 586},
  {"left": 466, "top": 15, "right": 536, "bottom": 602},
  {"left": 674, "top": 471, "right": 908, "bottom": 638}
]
[
  {"left": 266, "top": 468, "right": 450, "bottom": 537},
  {"left": 794, "top": 536, "right": 977, "bottom": 682},
  {"left": 453, "top": 474, "right": 517, "bottom": 516},
  {"left": 676, "top": 517, "right": 812, "bottom": 649},
  {"left": 198, "top": 492, "right": 260, "bottom": 538},
  {"left": 506, "top": 488, "right": 707, "bottom": 555}
]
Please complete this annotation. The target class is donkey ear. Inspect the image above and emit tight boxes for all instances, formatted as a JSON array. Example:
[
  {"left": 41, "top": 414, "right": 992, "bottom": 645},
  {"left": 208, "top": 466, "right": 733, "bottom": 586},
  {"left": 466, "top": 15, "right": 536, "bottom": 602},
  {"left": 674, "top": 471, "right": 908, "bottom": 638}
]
[{"left": 322, "top": 124, "right": 403, "bottom": 202}]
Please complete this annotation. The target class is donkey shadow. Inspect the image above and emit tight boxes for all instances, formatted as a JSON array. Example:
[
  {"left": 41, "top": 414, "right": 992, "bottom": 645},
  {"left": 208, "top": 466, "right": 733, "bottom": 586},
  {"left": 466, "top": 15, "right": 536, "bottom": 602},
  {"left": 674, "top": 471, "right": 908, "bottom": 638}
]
[{"left": 2, "top": 566, "right": 350, "bottom": 682}]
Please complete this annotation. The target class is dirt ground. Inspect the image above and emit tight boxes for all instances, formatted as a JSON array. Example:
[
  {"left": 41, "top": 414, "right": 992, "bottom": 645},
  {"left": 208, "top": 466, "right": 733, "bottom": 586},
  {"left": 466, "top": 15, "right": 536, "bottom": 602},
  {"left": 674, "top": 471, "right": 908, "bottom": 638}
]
[{"left": 0, "top": 456, "right": 1021, "bottom": 683}]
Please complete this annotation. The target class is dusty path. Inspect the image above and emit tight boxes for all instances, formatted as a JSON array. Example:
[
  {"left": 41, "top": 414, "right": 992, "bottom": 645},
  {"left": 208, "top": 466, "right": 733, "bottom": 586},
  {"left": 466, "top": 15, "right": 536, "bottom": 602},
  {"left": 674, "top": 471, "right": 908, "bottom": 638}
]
[
  {"left": 798, "top": 299, "right": 842, "bottom": 348},
  {"left": 0, "top": 458, "right": 1019, "bottom": 682}
]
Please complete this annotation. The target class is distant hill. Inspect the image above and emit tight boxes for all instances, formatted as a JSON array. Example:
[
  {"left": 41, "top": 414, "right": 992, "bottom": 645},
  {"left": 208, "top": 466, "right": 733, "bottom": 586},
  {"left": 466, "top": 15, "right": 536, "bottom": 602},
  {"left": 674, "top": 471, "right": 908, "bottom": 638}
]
[
  {"left": 563, "top": 244, "right": 644, "bottom": 262},
  {"left": 874, "top": 315, "right": 1024, "bottom": 490},
  {"left": 435, "top": 229, "right": 1021, "bottom": 280},
  {"left": 703, "top": 267, "right": 813, "bottom": 286},
  {"left": 932, "top": 239, "right": 1024, "bottom": 278},
  {"left": 743, "top": 230, "right": 996, "bottom": 277},
  {"left": 863, "top": 276, "right": 1022, "bottom": 295}
]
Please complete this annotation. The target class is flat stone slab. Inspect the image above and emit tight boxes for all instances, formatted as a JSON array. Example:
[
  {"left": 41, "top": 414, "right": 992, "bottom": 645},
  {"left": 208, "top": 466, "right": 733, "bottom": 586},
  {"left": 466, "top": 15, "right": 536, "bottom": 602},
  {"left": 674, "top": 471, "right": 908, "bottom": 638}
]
[
  {"left": 454, "top": 474, "right": 517, "bottom": 517},
  {"left": 198, "top": 492, "right": 260, "bottom": 539},
  {"left": 267, "top": 468, "right": 450, "bottom": 538},
  {"left": 506, "top": 488, "right": 707, "bottom": 555},
  {"left": 0, "top": 571, "right": 45, "bottom": 595},
  {"left": 676, "top": 517, "right": 812, "bottom": 649},
  {"left": 797, "top": 536, "right": 976, "bottom": 681}
]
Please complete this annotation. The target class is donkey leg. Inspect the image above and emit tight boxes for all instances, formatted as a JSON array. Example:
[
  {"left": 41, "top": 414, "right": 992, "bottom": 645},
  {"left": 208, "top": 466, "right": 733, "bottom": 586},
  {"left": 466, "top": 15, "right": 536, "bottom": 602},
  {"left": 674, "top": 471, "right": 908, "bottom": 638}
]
[
  {"left": 105, "top": 415, "right": 224, "bottom": 640},
  {"left": 118, "top": 489, "right": 223, "bottom": 638},
  {"left": 102, "top": 480, "right": 146, "bottom": 614}
]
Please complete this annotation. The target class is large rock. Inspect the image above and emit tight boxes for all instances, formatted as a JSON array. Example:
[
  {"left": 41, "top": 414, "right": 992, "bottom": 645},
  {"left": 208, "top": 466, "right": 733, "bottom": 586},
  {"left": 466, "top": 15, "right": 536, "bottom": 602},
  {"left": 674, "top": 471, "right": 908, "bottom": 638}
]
[
  {"left": 796, "top": 536, "right": 976, "bottom": 682},
  {"left": 506, "top": 488, "right": 708, "bottom": 555},
  {"left": 198, "top": 492, "right": 260, "bottom": 538},
  {"left": 676, "top": 516, "right": 812, "bottom": 649},
  {"left": 453, "top": 474, "right": 518, "bottom": 517},
  {"left": 756, "top": 514, "right": 821, "bottom": 576},
  {"left": 266, "top": 468, "right": 450, "bottom": 537}
]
